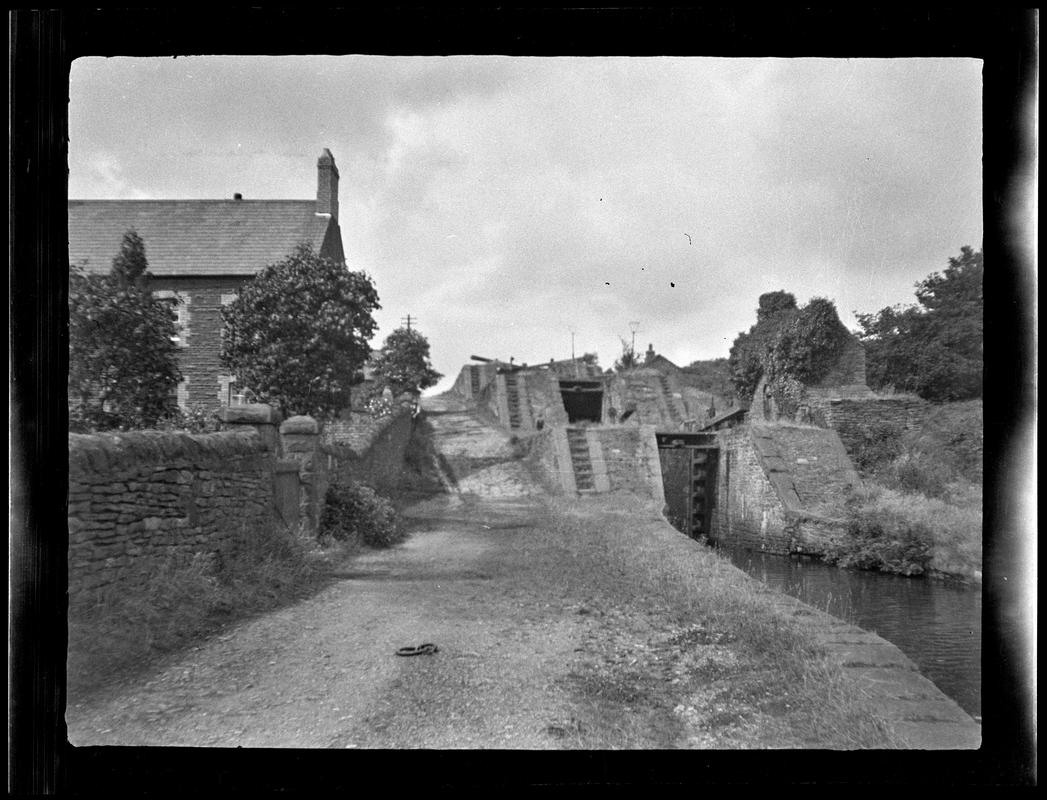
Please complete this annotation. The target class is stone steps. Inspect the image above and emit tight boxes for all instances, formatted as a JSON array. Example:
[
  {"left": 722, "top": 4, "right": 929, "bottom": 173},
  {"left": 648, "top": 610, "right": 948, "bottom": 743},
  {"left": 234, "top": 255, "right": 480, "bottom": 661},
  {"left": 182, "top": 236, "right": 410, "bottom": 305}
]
[
  {"left": 657, "top": 374, "right": 684, "bottom": 427},
  {"left": 504, "top": 373, "right": 522, "bottom": 429},
  {"left": 566, "top": 428, "right": 594, "bottom": 492}
]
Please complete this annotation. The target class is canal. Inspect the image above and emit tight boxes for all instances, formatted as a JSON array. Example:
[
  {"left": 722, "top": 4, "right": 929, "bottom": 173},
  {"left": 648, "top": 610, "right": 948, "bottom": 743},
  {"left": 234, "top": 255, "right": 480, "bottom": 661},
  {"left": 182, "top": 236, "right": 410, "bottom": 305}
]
[{"left": 719, "top": 546, "right": 982, "bottom": 720}]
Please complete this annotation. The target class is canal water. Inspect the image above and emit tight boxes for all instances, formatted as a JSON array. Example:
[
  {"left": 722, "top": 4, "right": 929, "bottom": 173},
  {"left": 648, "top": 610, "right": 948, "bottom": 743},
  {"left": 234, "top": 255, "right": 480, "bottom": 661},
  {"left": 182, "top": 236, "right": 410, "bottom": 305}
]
[{"left": 719, "top": 546, "right": 982, "bottom": 720}]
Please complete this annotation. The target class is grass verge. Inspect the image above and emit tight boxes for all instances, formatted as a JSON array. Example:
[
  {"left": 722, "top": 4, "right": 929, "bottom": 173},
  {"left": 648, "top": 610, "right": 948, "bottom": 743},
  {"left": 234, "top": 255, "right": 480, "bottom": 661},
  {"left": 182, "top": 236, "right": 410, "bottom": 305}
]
[
  {"left": 508, "top": 492, "right": 898, "bottom": 749},
  {"left": 67, "top": 521, "right": 361, "bottom": 700}
]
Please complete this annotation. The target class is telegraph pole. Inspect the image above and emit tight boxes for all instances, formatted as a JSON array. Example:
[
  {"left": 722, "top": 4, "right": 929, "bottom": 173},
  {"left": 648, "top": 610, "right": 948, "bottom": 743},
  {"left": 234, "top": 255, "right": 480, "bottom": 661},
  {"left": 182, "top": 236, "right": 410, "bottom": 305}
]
[
  {"left": 401, "top": 314, "right": 415, "bottom": 331},
  {"left": 568, "top": 326, "right": 578, "bottom": 377},
  {"left": 628, "top": 320, "right": 641, "bottom": 357}
]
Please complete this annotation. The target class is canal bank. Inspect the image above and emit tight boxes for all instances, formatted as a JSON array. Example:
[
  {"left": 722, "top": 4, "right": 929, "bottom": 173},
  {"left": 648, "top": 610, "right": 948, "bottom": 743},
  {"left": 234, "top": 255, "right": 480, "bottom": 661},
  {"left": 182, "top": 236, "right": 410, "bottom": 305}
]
[
  {"left": 721, "top": 546, "right": 982, "bottom": 720},
  {"left": 539, "top": 492, "right": 982, "bottom": 749}
]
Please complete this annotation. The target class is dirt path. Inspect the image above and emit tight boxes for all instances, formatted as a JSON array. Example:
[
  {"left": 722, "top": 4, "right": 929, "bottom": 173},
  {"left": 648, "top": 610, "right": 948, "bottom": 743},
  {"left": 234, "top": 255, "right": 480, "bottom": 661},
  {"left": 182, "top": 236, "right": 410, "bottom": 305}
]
[{"left": 67, "top": 395, "right": 598, "bottom": 748}]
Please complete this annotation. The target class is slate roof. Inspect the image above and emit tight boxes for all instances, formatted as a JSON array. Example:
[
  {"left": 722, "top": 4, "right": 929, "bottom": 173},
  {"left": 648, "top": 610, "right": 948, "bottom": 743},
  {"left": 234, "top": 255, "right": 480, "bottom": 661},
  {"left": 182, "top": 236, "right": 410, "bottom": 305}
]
[{"left": 68, "top": 199, "right": 335, "bottom": 277}]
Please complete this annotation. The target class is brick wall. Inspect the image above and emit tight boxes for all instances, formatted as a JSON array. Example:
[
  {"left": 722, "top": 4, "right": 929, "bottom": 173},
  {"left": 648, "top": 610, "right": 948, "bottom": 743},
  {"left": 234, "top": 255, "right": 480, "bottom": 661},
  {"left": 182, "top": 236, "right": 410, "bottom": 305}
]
[
  {"left": 68, "top": 429, "right": 280, "bottom": 602},
  {"left": 151, "top": 275, "right": 244, "bottom": 410}
]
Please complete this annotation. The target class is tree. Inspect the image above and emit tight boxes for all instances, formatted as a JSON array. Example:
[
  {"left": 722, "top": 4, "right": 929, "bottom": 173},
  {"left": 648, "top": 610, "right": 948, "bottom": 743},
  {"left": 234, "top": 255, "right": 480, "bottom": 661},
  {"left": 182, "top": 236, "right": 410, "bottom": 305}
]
[
  {"left": 111, "top": 229, "right": 149, "bottom": 288},
  {"left": 856, "top": 246, "right": 983, "bottom": 401},
  {"left": 370, "top": 327, "right": 443, "bottom": 396},
  {"left": 220, "top": 244, "right": 380, "bottom": 420},
  {"left": 68, "top": 231, "right": 182, "bottom": 431},
  {"left": 613, "top": 337, "right": 640, "bottom": 372}
]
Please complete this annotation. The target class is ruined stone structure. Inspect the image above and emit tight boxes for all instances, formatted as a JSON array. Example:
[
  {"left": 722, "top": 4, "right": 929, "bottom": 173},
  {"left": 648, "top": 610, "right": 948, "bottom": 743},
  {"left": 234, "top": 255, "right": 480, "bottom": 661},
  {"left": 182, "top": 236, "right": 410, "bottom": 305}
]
[
  {"left": 68, "top": 149, "right": 347, "bottom": 411},
  {"left": 446, "top": 326, "right": 940, "bottom": 559}
]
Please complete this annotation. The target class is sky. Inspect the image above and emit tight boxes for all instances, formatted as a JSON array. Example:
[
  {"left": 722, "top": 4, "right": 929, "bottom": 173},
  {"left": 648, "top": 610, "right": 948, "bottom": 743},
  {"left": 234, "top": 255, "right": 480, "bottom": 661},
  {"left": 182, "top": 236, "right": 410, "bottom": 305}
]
[{"left": 68, "top": 56, "right": 983, "bottom": 393}]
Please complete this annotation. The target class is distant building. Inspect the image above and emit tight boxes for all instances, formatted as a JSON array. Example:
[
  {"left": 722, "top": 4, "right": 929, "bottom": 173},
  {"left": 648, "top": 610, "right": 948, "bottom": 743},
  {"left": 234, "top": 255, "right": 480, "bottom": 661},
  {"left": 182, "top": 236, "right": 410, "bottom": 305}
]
[
  {"left": 643, "top": 343, "right": 685, "bottom": 376},
  {"left": 68, "top": 149, "right": 346, "bottom": 410}
]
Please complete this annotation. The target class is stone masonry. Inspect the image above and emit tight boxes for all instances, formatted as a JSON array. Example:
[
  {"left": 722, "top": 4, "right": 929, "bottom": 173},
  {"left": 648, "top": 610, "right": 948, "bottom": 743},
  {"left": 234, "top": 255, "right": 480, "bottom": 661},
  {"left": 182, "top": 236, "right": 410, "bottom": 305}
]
[
  {"left": 68, "top": 429, "right": 279, "bottom": 601},
  {"left": 68, "top": 403, "right": 417, "bottom": 605}
]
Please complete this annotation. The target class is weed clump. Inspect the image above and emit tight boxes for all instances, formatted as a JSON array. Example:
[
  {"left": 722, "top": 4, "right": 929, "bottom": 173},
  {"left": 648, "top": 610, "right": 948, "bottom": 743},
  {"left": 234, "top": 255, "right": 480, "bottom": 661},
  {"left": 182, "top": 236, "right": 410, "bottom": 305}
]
[
  {"left": 320, "top": 482, "right": 402, "bottom": 548},
  {"left": 823, "top": 484, "right": 981, "bottom": 579},
  {"left": 68, "top": 520, "right": 322, "bottom": 699}
]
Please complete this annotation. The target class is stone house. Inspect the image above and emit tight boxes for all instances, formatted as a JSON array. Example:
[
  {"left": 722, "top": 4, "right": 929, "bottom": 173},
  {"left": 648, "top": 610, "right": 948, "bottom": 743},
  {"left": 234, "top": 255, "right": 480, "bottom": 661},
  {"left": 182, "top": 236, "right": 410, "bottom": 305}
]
[{"left": 68, "top": 148, "right": 346, "bottom": 411}]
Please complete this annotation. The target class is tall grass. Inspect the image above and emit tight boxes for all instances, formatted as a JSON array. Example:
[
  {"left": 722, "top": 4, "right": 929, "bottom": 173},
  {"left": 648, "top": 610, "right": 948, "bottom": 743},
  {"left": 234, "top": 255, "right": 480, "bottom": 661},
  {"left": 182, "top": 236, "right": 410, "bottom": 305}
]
[
  {"left": 537, "top": 495, "right": 897, "bottom": 748},
  {"left": 844, "top": 400, "right": 982, "bottom": 580},
  {"left": 68, "top": 521, "right": 335, "bottom": 698},
  {"left": 825, "top": 483, "right": 982, "bottom": 580}
]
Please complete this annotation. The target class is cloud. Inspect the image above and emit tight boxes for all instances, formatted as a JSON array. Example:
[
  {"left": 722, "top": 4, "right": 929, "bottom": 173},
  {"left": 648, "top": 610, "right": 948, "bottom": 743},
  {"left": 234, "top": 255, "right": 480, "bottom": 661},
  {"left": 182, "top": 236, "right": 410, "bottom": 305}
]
[{"left": 69, "top": 56, "right": 983, "bottom": 382}]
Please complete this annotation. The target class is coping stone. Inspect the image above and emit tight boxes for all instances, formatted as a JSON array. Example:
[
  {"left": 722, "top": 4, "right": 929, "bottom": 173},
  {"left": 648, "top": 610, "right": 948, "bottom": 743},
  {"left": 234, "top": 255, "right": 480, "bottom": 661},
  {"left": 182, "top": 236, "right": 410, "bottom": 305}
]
[
  {"left": 217, "top": 404, "right": 282, "bottom": 425},
  {"left": 280, "top": 415, "right": 319, "bottom": 435}
]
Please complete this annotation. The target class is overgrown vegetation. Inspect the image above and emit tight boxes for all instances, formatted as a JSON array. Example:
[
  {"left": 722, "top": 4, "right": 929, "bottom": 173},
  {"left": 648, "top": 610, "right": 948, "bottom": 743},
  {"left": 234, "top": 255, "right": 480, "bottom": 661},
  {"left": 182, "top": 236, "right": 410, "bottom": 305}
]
[
  {"left": 855, "top": 245, "right": 983, "bottom": 401},
  {"left": 613, "top": 337, "right": 640, "bottom": 372},
  {"left": 68, "top": 521, "right": 332, "bottom": 699},
  {"left": 727, "top": 292, "right": 850, "bottom": 410},
  {"left": 682, "top": 357, "right": 732, "bottom": 398},
  {"left": 824, "top": 484, "right": 982, "bottom": 580},
  {"left": 319, "top": 482, "right": 404, "bottom": 548},
  {"left": 220, "top": 243, "right": 380, "bottom": 420},
  {"left": 68, "top": 231, "right": 183, "bottom": 432},
  {"left": 834, "top": 400, "right": 982, "bottom": 580}
]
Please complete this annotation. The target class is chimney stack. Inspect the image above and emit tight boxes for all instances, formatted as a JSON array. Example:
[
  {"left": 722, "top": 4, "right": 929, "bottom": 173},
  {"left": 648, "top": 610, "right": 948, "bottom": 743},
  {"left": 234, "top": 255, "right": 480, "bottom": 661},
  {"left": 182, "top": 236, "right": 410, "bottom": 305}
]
[{"left": 317, "top": 148, "right": 339, "bottom": 221}]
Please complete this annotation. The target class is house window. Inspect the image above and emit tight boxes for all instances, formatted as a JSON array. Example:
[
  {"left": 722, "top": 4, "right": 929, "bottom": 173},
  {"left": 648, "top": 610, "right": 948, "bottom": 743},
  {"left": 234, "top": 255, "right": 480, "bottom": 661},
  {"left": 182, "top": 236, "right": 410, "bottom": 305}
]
[
  {"left": 156, "top": 290, "right": 190, "bottom": 347},
  {"left": 218, "top": 375, "right": 238, "bottom": 406},
  {"left": 175, "top": 378, "right": 189, "bottom": 410}
]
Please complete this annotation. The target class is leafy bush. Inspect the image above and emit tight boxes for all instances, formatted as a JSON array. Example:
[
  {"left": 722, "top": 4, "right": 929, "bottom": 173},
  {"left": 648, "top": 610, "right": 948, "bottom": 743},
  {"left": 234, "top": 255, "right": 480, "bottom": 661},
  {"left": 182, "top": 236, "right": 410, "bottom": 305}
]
[
  {"left": 319, "top": 482, "right": 402, "bottom": 548},
  {"left": 850, "top": 420, "right": 906, "bottom": 475},
  {"left": 153, "top": 406, "right": 223, "bottom": 433},
  {"left": 823, "top": 487, "right": 934, "bottom": 576},
  {"left": 221, "top": 244, "right": 380, "bottom": 420}
]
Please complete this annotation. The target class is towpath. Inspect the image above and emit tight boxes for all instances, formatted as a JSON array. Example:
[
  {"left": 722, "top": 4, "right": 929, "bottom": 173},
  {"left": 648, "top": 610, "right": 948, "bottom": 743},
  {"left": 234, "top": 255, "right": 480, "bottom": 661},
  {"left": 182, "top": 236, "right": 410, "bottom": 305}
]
[{"left": 68, "top": 394, "right": 602, "bottom": 748}]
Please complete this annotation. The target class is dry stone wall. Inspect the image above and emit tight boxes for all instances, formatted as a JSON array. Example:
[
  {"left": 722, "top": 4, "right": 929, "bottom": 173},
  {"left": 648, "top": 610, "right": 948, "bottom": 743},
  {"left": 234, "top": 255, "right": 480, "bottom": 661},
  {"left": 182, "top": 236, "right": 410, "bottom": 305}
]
[
  {"left": 821, "top": 396, "right": 929, "bottom": 456},
  {"left": 68, "top": 404, "right": 417, "bottom": 605},
  {"left": 68, "top": 429, "right": 279, "bottom": 601}
]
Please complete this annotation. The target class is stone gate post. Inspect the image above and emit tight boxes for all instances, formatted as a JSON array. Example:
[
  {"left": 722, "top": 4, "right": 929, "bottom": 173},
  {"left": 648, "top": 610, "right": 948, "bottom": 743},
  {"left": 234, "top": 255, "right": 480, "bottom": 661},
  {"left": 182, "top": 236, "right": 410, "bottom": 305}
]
[
  {"left": 279, "top": 416, "right": 328, "bottom": 536},
  {"left": 216, "top": 403, "right": 283, "bottom": 455}
]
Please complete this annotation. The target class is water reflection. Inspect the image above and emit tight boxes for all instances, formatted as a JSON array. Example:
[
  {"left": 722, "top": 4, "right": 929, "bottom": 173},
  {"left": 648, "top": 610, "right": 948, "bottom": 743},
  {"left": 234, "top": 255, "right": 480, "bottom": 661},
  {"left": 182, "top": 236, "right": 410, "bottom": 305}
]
[{"left": 721, "top": 546, "right": 982, "bottom": 719}]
